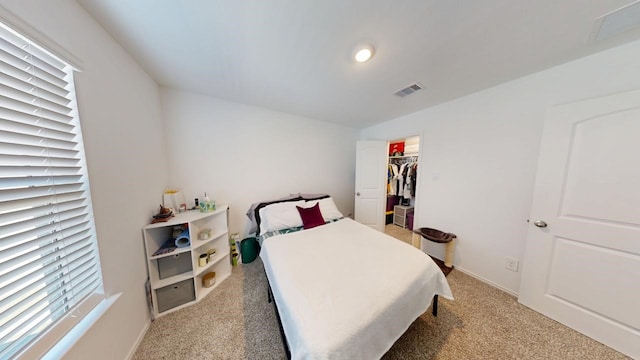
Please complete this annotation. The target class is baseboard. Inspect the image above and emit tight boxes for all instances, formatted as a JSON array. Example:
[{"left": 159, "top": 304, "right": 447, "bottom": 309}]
[
  {"left": 453, "top": 266, "right": 519, "bottom": 298},
  {"left": 126, "top": 320, "right": 151, "bottom": 360}
]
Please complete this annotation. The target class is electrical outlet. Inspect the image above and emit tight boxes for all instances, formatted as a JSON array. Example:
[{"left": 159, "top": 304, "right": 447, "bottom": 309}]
[{"left": 505, "top": 257, "right": 519, "bottom": 272}]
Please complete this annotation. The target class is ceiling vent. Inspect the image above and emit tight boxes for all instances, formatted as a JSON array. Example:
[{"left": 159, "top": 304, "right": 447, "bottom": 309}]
[
  {"left": 590, "top": 1, "right": 640, "bottom": 42},
  {"left": 393, "top": 83, "right": 424, "bottom": 97}
]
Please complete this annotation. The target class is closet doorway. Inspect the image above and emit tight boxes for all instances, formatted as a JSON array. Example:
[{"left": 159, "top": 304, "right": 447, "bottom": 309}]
[{"left": 384, "top": 136, "right": 419, "bottom": 246}]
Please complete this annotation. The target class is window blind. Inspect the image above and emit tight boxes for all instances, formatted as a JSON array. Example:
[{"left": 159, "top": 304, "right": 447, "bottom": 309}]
[{"left": 0, "top": 22, "right": 104, "bottom": 359}]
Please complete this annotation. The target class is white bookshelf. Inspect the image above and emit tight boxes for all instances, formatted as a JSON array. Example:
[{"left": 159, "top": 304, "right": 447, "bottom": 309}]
[{"left": 143, "top": 205, "right": 231, "bottom": 318}]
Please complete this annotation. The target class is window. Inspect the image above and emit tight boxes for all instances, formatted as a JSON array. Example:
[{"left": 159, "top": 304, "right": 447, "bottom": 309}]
[{"left": 0, "top": 21, "right": 104, "bottom": 359}]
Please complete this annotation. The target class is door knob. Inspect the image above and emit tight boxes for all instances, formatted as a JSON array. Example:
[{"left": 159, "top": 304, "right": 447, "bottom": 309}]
[
  {"left": 356, "top": 192, "right": 361, "bottom": 196},
  {"left": 533, "top": 220, "right": 548, "bottom": 228}
]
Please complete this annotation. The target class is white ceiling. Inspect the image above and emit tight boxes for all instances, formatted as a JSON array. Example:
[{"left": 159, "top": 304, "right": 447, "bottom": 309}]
[{"left": 77, "top": 0, "right": 640, "bottom": 128}]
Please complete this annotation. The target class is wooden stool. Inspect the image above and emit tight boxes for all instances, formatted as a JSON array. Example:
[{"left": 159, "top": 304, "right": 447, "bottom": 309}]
[{"left": 413, "top": 228, "right": 456, "bottom": 268}]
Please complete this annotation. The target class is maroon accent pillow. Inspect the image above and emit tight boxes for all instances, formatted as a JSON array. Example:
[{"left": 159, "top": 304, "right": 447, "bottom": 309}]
[{"left": 296, "top": 203, "right": 325, "bottom": 229}]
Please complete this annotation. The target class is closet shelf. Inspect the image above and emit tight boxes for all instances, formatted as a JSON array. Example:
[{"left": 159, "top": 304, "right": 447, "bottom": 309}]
[{"left": 389, "top": 153, "right": 418, "bottom": 159}]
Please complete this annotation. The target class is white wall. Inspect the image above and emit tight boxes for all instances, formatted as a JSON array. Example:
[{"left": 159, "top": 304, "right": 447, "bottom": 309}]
[
  {"left": 0, "top": 1, "right": 168, "bottom": 359},
  {"left": 161, "top": 88, "right": 358, "bottom": 237},
  {"left": 361, "top": 39, "right": 640, "bottom": 295}
]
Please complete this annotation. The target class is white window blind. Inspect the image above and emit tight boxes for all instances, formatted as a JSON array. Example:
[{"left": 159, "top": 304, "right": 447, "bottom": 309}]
[{"left": 0, "top": 22, "right": 104, "bottom": 359}]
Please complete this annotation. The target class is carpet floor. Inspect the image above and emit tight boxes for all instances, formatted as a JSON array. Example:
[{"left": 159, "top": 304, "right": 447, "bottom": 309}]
[
  {"left": 132, "top": 256, "right": 628, "bottom": 360},
  {"left": 384, "top": 223, "right": 413, "bottom": 245}
]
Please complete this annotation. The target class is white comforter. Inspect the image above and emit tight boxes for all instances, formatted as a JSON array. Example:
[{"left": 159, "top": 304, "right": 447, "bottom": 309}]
[{"left": 260, "top": 218, "right": 454, "bottom": 360}]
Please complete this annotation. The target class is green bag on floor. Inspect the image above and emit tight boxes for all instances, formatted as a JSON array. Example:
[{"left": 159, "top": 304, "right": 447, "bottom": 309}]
[{"left": 240, "top": 237, "right": 260, "bottom": 264}]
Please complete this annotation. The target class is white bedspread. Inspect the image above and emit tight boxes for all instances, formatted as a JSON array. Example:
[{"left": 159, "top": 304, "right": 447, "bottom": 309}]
[{"left": 260, "top": 218, "right": 454, "bottom": 360}]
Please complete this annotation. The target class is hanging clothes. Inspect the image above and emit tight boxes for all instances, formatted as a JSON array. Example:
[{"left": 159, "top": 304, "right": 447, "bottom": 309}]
[
  {"left": 397, "top": 162, "right": 408, "bottom": 197},
  {"left": 388, "top": 163, "right": 399, "bottom": 195},
  {"left": 403, "top": 164, "right": 413, "bottom": 199},
  {"left": 387, "top": 156, "right": 418, "bottom": 199}
]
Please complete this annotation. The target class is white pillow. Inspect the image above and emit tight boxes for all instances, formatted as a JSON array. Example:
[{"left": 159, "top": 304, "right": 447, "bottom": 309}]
[
  {"left": 247, "top": 195, "right": 302, "bottom": 234},
  {"left": 258, "top": 200, "right": 305, "bottom": 235},
  {"left": 305, "top": 197, "right": 343, "bottom": 221}
]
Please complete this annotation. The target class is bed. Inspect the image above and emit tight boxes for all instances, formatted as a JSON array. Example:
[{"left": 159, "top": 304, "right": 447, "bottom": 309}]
[{"left": 249, "top": 195, "right": 454, "bottom": 360}]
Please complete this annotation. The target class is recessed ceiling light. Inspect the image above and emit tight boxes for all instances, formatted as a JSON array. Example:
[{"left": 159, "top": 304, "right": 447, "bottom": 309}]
[{"left": 354, "top": 45, "right": 374, "bottom": 63}]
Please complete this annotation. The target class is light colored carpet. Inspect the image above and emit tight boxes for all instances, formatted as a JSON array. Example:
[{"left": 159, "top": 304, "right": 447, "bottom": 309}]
[
  {"left": 384, "top": 223, "right": 413, "bottom": 245},
  {"left": 132, "top": 259, "right": 628, "bottom": 360}
]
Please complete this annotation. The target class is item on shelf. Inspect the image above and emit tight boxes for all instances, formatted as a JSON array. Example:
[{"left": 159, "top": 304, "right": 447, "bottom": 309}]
[
  {"left": 198, "top": 228, "right": 212, "bottom": 240},
  {"left": 202, "top": 272, "right": 216, "bottom": 288},
  {"left": 198, "top": 254, "right": 208, "bottom": 267},
  {"left": 151, "top": 204, "right": 174, "bottom": 224},
  {"left": 389, "top": 141, "right": 405, "bottom": 155},
  {"left": 172, "top": 224, "right": 187, "bottom": 237},
  {"left": 152, "top": 238, "right": 177, "bottom": 256},
  {"left": 199, "top": 192, "right": 216, "bottom": 212},
  {"left": 207, "top": 248, "right": 217, "bottom": 262},
  {"left": 199, "top": 201, "right": 216, "bottom": 212},
  {"left": 174, "top": 227, "right": 190, "bottom": 248},
  {"left": 163, "top": 187, "right": 186, "bottom": 213}
]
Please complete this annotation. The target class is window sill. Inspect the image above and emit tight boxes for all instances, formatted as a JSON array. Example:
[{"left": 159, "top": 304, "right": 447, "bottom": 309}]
[{"left": 40, "top": 293, "right": 122, "bottom": 360}]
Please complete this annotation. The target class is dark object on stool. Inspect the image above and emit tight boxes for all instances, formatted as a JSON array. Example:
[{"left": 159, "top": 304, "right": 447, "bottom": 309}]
[
  {"left": 414, "top": 227, "right": 457, "bottom": 268},
  {"left": 240, "top": 237, "right": 260, "bottom": 264}
]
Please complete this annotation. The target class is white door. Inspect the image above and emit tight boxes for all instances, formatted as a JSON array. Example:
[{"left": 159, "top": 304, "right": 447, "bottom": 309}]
[
  {"left": 518, "top": 90, "right": 640, "bottom": 358},
  {"left": 355, "top": 141, "right": 388, "bottom": 231}
]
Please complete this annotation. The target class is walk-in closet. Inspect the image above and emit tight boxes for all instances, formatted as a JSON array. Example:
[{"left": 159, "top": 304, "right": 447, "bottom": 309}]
[{"left": 384, "top": 136, "right": 419, "bottom": 244}]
